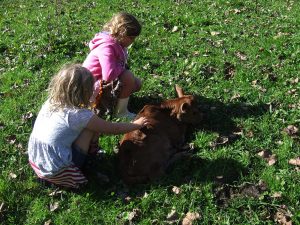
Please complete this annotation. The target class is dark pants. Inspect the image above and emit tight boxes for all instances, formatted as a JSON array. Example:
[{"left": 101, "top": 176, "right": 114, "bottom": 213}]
[{"left": 72, "top": 144, "right": 87, "bottom": 169}]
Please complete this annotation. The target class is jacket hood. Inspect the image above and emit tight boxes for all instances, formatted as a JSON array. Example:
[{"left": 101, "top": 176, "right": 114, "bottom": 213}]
[{"left": 88, "top": 32, "right": 116, "bottom": 51}]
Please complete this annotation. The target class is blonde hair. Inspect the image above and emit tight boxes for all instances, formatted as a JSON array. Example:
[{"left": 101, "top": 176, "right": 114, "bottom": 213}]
[
  {"left": 48, "top": 64, "right": 94, "bottom": 111},
  {"left": 103, "top": 12, "right": 142, "bottom": 42}
]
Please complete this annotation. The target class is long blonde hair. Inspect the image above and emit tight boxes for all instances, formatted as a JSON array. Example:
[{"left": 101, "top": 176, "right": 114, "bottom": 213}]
[
  {"left": 48, "top": 64, "right": 94, "bottom": 111},
  {"left": 103, "top": 12, "right": 142, "bottom": 42}
]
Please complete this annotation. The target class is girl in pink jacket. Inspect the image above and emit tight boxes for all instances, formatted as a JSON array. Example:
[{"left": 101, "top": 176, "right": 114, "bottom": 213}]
[{"left": 83, "top": 12, "right": 142, "bottom": 119}]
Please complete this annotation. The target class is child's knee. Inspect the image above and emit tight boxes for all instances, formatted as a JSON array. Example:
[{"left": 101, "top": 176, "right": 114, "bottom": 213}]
[{"left": 134, "top": 77, "right": 142, "bottom": 92}]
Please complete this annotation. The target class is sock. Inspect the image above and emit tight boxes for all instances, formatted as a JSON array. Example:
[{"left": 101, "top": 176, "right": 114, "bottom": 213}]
[
  {"left": 115, "top": 97, "right": 136, "bottom": 119},
  {"left": 115, "top": 97, "right": 130, "bottom": 115}
]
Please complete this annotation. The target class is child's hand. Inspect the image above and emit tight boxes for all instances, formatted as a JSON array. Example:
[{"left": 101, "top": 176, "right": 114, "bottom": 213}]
[{"left": 132, "top": 116, "right": 150, "bottom": 128}]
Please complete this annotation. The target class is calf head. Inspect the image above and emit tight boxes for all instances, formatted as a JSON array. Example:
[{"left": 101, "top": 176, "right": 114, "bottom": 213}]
[
  {"left": 166, "top": 85, "right": 203, "bottom": 124},
  {"left": 177, "top": 96, "right": 203, "bottom": 123}
]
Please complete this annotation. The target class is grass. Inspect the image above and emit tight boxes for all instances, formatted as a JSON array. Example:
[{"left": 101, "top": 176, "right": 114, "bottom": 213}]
[{"left": 1, "top": 0, "right": 299, "bottom": 224}]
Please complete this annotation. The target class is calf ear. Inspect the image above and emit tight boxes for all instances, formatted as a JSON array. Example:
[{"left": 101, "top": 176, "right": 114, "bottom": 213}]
[
  {"left": 180, "top": 102, "right": 189, "bottom": 113},
  {"left": 175, "top": 84, "right": 184, "bottom": 97}
]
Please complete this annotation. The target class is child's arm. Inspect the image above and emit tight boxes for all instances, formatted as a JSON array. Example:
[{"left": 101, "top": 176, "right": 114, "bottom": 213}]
[{"left": 85, "top": 115, "right": 149, "bottom": 135}]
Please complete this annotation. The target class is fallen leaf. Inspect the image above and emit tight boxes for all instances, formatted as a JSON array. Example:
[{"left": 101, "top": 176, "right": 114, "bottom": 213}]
[
  {"left": 21, "top": 111, "right": 33, "bottom": 122},
  {"left": 224, "top": 62, "right": 235, "bottom": 79},
  {"left": 166, "top": 209, "right": 179, "bottom": 224},
  {"left": 257, "top": 150, "right": 277, "bottom": 166},
  {"left": 124, "top": 196, "right": 132, "bottom": 203},
  {"left": 230, "top": 93, "right": 241, "bottom": 101},
  {"left": 271, "top": 192, "right": 282, "bottom": 198},
  {"left": 9, "top": 172, "right": 17, "bottom": 179},
  {"left": 6, "top": 134, "right": 17, "bottom": 145},
  {"left": 48, "top": 189, "right": 63, "bottom": 197},
  {"left": 274, "top": 208, "right": 292, "bottom": 225},
  {"left": 210, "top": 31, "right": 220, "bottom": 36},
  {"left": 290, "top": 77, "right": 299, "bottom": 84},
  {"left": 288, "top": 157, "right": 300, "bottom": 166},
  {"left": 172, "top": 186, "right": 181, "bottom": 195},
  {"left": 44, "top": 219, "right": 52, "bottom": 225},
  {"left": 182, "top": 212, "right": 201, "bottom": 225},
  {"left": 127, "top": 208, "right": 141, "bottom": 222},
  {"left": 235, "top": 51, "right": 247, "bottom": 61},
  {"left": 0, "top": 202, "right": 4, "bottom": 212},
  {"left": 232, "top": 8, "right": 242, "bottom": 14},
  {"left": 268, "top": 154, "right": 277, "bottom": 166},
  {"left": 287, "top": 89, "right": 297, "bottom": 96},
  {"left": 284, "top": 125, "right": 298, "bottom": 136},
  {"left": 245, "top": 130, "right": 254, "bottom": 138},
  {"left": 143, "top": 192, "right": 149, "bottom": 198},
  {"left": 172, "top": 26, "right": 179, "bottom": 32},
  {"left": 49, "top": 202, "right": 59, "bottom": 212},
  {"left": 210, "top": 136, "right": 229, "bottom": 148}
]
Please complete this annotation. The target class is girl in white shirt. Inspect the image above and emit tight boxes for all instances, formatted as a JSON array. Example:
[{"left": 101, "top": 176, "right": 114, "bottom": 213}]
[{"left": 28, "top": 64, "right": 149, "bottom": 189}]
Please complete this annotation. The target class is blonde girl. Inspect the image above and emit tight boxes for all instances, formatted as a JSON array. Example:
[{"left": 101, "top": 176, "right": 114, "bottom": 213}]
[
  {"left": 83, "top": 12, "right": 142, "bottom": 119},
  {"left": 28, "top": 64, "right": 149, "bottom": 189}
]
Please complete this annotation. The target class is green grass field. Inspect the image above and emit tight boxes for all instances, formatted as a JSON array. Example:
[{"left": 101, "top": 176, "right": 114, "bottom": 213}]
[{"left": 1, "top": 0, "right": 299, "bottom": 224}]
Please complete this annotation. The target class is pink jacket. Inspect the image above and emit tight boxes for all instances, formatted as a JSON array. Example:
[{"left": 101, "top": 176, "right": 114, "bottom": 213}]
[{"left": 83, "top": 32, "right": 127, "bottom": 82}]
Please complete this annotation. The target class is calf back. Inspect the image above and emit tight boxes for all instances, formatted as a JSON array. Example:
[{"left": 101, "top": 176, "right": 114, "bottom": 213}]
[{"left": 117, "top": 93, "right": 202, "bottom": 184}]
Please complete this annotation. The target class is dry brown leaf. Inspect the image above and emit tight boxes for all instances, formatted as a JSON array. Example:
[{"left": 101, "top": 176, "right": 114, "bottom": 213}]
[
  {"left": 224, "top": 62, "right": 235, "bottom": 79},
  {"left": 245, "top": 131, "right": 254, "bottom": 138},
  {"left": 143, "top": 192, "right": 149, "bottom": 198},
  {"left": 128, "top": 208, "right": 141, "bottom": 222},
  {"left": 172, "top": 186, "right": 181, "bottom": 195},
  {"left": 235, "top": 51, "right": 247, "bottom": 61},
  {"left": 9, "top": 172, "right": 17, "bottom": 179},
  {"left": 230, "top": 93, "right": 241, "bottom": 101},
  {"left": 284, "top": 125, "right": 298, "bottom": 136},
  {"left": 0, "top": 202, "right": 4, "bottom": 212},
  {"left": 290, "top": 77, "right": 299, "bottom": 84},
  {"left": 49, "top": 202, "right": 59, "bottom": 212},
  {"left": 268, "top": 154, "right": 277, "bottom": 166},
  {"left": 288, "top": 157, "right": 300, "bottom": 166},
  {"left": 274, "top": 209, "right": 292, "bottom": 225},
  {"left": 182, "top": 212, "right": 201, "bottom": 225},
  {"left": 271, "top": 192, "right": 282, "bottom": 198},
  {"left": 21, "top": 111, "right": 33, "bottom": 122},
  {"left": 210, "top": 136, "right": 229, "bottom": 148},
  {"left": 44, "top": 219, "right": 52, "bottom": 225},
  {"left": 172, "top": 26, "right": 179, "bottom": 32},
  {"left": 6, "top": 134, "right": 17, "bottom": 145},
  {"left": 210, "top": 31, "right": 220, "bottom": 36},
  {"left": 257, "top": 150, "right": 277, "bottom": 166},
  {"left": 287, "top": 89, "right": 297, "bottom": 95},
  {"left": 166, "top": 209, "right": 179, "bottom": 224},
  {"left": 48, "top": 189, "right": 63, "bottom": 197}
]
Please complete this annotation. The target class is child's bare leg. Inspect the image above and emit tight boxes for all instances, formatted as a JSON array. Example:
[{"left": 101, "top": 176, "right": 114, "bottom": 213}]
[
  {"left": 119, "top": 70, "right": 142, "bottom": 98},
  {"left": 115, "top": 70, "right": 142, "bottom": 118},
  {"left": 73, "top": 129, "right": 99, "bottom": 154}
]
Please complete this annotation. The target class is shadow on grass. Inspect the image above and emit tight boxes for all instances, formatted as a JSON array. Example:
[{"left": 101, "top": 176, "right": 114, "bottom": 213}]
[
  {"left": 83, "top": 154, "right": 248, "bottom": 201},
  {"left": 82, "top": 94, "right": 268, "bottom": 197},
  {"left": 130, "top": 94, "right": 269, "bottom": 136},
  {"left": 194, "top": 95, "right": 269, "bottom": 135}
]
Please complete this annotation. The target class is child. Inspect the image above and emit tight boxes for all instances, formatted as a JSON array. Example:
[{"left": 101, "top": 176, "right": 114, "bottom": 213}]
[
  {"left": 28, "top": 64, "right": 149, "bottom": 189},
  {"left": 83, "top": 12, "right": 142, "bottom": 119}
]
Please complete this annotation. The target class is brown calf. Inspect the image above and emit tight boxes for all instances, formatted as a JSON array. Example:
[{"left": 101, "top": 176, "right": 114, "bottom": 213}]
[{"left": 117, "top": 85, "right": 203, "bottom": 184}]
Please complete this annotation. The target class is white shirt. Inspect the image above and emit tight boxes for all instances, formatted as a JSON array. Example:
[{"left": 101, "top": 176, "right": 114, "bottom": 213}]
[{"left": 28, "top": 100, "right": 94, "bottom": 177}]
